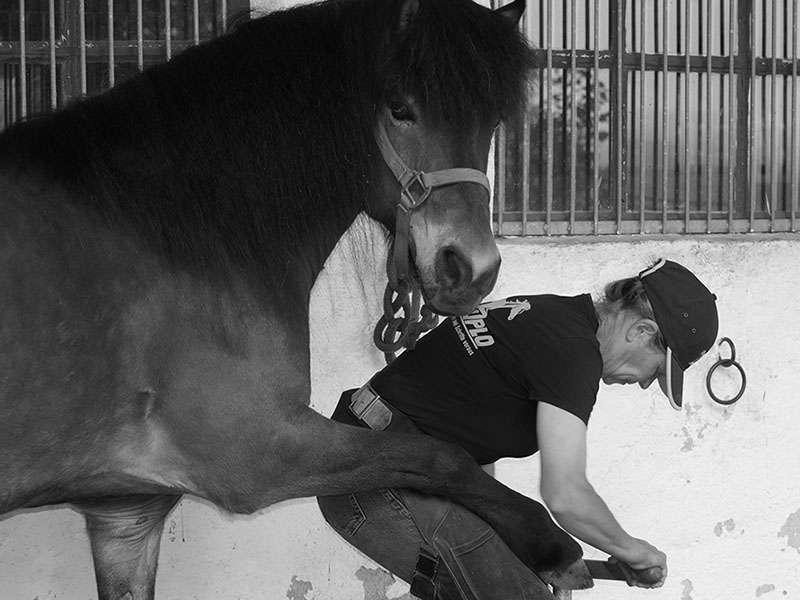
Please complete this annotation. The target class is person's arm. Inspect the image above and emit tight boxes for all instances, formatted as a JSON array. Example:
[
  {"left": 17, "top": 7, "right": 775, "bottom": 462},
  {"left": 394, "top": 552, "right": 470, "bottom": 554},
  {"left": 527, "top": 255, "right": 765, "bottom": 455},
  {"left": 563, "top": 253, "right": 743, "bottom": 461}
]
[{"left": 536, "top": 401, "right": 667, "bottom": 588}]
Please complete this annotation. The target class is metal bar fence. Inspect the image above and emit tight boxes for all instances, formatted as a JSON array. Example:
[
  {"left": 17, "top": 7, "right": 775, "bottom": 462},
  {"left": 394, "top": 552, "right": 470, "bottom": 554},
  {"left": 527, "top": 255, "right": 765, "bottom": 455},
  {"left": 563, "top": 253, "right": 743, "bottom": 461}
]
[
  {"left": 1, "top": 0, "right": 237, "bottom": 131},
  {"left": 495, "top": 0, "right": 799, "bottom": 236}
]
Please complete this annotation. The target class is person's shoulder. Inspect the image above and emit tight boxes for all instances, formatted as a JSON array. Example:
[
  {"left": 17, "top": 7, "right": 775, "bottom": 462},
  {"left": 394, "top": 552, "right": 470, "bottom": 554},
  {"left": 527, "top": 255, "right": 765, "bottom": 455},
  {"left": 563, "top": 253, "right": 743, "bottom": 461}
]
[{"left": 524, "top": 293, "right": 597, "bottom": 331}]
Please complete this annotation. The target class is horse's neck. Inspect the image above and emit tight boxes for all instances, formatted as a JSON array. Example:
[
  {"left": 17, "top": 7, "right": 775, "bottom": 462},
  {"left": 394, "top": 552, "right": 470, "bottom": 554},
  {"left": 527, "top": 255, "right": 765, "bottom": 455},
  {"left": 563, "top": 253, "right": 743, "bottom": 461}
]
[{"left": 274, "top": 208, "right": 371, "bottom": 314}]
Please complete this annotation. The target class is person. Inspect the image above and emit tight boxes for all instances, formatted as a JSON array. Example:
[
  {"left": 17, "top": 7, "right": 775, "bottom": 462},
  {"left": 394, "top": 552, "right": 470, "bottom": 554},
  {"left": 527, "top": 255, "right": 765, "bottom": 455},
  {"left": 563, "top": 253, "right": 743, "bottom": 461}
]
[{"left": 317, "top": 258, "right": 718, "bottom": 599}]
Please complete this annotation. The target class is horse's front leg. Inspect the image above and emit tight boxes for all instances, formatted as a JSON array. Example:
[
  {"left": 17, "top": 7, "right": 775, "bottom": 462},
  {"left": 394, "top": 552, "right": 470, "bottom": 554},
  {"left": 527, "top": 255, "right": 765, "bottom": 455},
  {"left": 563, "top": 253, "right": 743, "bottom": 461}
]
[
  {"left": 73, "top": 494, "right": 181, "bottom": 600},
  {"left": 274, "top": 405, "right": 587, "bottom": 582}
]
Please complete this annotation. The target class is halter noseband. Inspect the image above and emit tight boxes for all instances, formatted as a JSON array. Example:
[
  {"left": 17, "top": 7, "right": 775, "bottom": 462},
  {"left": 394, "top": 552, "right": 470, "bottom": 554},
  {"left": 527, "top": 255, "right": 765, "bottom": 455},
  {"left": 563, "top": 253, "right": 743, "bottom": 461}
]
[{"left": 371, "top": 119, "right": 491, "bottom": 363}]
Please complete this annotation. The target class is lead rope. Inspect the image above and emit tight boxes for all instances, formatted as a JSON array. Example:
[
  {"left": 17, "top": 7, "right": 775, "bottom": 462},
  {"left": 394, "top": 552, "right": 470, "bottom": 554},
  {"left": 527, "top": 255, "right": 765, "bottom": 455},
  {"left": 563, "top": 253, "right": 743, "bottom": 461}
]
[
  {"left": 370, "top": 119, "right": 487, "bottom": 363},
  {"left": 373, "top": 278, "right": 439, "bottom": 364}
]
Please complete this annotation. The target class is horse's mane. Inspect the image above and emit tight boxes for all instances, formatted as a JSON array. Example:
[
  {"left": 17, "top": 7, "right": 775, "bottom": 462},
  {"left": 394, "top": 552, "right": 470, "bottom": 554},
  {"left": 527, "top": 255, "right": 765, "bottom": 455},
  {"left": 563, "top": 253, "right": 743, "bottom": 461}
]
[{"left": 0, "top": 0, "right": 533, "bottom": 299}]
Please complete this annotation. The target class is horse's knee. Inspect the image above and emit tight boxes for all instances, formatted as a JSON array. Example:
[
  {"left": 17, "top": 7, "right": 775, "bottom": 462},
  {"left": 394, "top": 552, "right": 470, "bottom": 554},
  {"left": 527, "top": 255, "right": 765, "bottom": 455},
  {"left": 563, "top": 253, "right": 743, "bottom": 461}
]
[{"left": 423, "top": 443, "right": 476, "bottom": 493}]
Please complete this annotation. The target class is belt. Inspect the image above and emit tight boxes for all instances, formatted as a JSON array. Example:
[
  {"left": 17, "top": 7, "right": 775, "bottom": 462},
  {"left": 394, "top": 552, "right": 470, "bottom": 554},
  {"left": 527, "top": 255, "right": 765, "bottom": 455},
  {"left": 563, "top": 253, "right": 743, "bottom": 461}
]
[{"left": 348, "top": 383, "right": 393, "bottom": 431}]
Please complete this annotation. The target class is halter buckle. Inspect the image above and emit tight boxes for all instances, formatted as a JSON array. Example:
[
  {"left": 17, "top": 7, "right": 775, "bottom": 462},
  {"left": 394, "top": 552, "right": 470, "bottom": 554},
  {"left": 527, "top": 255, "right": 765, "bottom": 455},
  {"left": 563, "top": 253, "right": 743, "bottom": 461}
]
[{"left": 399, "top": 172, "right": 432, "bottom": 212}]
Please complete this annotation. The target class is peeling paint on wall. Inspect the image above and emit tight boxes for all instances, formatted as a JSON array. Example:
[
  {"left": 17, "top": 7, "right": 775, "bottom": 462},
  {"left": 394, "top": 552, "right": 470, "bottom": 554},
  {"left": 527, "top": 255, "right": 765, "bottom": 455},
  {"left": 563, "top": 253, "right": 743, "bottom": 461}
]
[
  {"left": 756, "top": 584, "right": 776, "bottom": 596},
  {"left": 681, "top": 579, "right": 694, "bottom": 600},
  {"left": 714, "top": 518, "right": 736, "bottom": 536},
  {"left": 680, "top": 426, "right": 696, "bottom": 452},
  {"left": 286, "top": 575, "right": 313, "bottom": 600},
  {"left": 356, "top": 566, "right": 414, "bottom": 600},
  {"left": 778, "top": 508, "right": 800, "bottom": 552}
]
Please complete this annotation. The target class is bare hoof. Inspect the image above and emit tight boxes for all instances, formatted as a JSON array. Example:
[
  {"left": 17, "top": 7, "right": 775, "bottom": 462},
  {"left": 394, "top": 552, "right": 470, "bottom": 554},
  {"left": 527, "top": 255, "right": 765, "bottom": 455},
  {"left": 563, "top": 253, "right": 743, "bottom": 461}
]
[{"left": 538, "top": 559, "right": 593, "bottom": 591}]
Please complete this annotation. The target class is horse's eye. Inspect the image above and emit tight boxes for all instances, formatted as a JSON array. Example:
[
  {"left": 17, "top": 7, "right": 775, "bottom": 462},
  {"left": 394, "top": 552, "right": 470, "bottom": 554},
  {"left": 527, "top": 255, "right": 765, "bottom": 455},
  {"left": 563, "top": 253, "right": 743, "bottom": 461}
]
[{"left": 389, "top": 101, "right": 413, "bottom": 122}]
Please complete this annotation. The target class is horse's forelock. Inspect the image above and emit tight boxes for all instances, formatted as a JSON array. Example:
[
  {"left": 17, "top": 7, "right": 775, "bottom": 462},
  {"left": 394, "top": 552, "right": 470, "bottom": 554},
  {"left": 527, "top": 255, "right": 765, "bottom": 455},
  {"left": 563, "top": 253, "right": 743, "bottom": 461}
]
[{"left": 381, "top": 0, "right": 535, "bottom": 125}]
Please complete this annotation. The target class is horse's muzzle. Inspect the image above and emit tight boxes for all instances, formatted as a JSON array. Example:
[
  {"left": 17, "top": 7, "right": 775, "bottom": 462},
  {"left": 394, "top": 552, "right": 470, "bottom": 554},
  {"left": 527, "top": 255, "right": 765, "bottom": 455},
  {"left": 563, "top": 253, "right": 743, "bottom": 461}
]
[{"left": 427, "top": 246, "right": 501, "bottom": 316}]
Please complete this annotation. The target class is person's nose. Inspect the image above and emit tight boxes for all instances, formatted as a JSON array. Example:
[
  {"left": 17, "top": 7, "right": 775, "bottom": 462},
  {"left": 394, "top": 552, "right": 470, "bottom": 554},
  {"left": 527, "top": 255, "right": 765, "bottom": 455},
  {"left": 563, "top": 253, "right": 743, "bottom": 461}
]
[{"left": 639, "top": 374, "right": 657, "bottom": 390}]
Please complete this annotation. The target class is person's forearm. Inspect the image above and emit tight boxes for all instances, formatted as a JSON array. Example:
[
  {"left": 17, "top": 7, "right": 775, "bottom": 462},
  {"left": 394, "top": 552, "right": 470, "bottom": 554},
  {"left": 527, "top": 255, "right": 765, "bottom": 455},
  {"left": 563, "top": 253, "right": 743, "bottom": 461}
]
[{"left": 546, "top": 482, "right": 638, "bottom": 560}]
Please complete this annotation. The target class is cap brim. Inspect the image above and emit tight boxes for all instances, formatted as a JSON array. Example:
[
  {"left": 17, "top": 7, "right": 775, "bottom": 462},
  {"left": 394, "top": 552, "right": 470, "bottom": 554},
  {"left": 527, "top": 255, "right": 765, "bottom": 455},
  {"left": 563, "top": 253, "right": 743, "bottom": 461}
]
[{"left": 657, "top": 347, "right": 684, "bottom": 410}]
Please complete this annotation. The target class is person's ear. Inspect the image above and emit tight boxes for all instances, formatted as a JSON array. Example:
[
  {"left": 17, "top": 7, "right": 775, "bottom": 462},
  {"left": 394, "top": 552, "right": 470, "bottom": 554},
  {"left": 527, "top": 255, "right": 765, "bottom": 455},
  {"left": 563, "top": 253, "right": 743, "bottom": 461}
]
[{"left": 626, "top": 318, "right": 659, "bottom": 343}]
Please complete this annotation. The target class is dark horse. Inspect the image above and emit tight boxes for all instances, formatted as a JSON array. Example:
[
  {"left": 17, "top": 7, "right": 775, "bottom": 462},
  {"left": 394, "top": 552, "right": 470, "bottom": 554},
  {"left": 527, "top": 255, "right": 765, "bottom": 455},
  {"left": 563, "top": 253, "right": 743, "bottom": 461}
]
[{"left": 0, "top": 0, "right": 586, "bottom": 598}]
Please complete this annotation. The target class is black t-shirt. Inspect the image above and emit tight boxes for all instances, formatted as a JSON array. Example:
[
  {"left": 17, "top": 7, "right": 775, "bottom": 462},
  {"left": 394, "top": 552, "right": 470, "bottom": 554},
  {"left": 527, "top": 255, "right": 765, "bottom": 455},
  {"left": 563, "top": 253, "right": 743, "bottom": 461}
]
[{"left": 370, "top": 294, "right": 602, "bottom": 464}]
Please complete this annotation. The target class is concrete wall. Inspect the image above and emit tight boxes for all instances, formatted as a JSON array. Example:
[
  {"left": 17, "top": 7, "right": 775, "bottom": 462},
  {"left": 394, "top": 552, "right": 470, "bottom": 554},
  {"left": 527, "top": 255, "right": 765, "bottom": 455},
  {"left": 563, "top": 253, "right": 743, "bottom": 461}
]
[{"left": 2, "top": 210, "right": 799, "bottom": 599}]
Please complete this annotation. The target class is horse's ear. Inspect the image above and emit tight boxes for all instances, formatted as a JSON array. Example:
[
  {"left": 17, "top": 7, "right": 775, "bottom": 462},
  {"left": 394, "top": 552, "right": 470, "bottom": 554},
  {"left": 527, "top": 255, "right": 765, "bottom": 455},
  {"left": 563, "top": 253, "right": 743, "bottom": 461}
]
[
  {"left": 398, "top": 0, "right": 420, "bottom": 32},
  {"left": 495, "top": 0, "right": 525, "bottom": 25}
]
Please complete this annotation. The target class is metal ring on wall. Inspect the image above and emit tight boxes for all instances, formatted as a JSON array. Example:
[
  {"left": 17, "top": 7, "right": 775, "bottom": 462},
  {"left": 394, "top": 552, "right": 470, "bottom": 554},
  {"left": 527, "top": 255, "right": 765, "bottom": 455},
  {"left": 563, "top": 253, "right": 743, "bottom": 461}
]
[{"left": 705, "top": 338, "right": 746, "bottom": 405}]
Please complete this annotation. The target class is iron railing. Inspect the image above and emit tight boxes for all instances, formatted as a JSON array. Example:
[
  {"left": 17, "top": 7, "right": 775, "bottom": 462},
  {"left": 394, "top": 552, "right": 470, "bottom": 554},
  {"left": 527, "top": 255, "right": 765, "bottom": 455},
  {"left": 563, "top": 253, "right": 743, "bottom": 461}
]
[
  {"left": 494, "top": 0, "right": 799, "bottom": 235},
  {"left": 0, "top": 0, "right": 246, "bottom": 127}
]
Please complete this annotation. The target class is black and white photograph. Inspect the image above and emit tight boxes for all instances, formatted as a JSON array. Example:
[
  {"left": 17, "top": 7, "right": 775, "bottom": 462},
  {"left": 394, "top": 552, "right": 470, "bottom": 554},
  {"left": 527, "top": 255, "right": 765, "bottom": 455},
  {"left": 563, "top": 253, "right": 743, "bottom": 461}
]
[{"left": 0, "top": 0, "right": 797, "bottom": 598}]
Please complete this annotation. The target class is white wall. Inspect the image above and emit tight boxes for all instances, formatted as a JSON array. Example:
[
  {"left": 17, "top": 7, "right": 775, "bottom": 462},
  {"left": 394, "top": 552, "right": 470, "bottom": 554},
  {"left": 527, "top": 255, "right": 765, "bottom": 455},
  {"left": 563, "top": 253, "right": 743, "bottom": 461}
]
[{"left": 2, "top": 212, "right": 799, "bottom": 600}]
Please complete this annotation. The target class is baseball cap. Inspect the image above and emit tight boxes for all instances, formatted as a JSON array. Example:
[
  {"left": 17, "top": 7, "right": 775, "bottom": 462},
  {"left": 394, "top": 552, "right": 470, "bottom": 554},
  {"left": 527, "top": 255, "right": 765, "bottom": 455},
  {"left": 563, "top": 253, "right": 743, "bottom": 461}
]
[{"left": 639, "top": 259, "right": 719, "bottom": 410}]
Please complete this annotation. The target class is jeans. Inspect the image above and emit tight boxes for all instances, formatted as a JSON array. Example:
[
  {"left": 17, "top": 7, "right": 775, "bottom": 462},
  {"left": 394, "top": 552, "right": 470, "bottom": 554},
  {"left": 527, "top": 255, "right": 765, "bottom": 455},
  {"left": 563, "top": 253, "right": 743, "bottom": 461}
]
[{"left": 317, "top": 390, "right": 553, "bottom": 600}]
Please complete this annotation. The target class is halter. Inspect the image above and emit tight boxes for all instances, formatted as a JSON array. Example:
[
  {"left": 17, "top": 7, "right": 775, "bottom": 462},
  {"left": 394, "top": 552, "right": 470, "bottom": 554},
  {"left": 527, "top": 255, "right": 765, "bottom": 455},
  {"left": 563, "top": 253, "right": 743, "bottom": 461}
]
[{"left": 372, "top": 119, "right": 491, "bottom": 363}]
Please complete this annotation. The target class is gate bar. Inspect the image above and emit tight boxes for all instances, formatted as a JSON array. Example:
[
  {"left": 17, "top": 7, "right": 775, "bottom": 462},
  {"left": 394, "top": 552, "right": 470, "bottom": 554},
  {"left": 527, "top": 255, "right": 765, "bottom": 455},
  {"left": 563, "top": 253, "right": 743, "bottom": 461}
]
[
  {"left": 19, "top": 0, "right": 26, "bottom": 119},
  {"left": 569, "top": 0, "right": 577, "bottom": 233},
  {"left": 545, "top": 0, "right": 554, "bottom": 234},
  {"left": 137, "top": 0, "right": 144, "bottom": 70},
  {"left": 728, "top": 0, "right": 736, "bottom": 231},
  {"left": 707, "top": 0, "right": 714, "bottom": 232},
  {"left": 165, "top": 0, "right": 172, "bottom": 59},
  {"left": 749, "top": 0, "right": 757, "bottom": 230},
  {"left": 684, "top": 0, "right": 691, "bottom": 232},
  {"left": 662, "top": 0, "right": 669, "bottom": 232},
  {"left": 107, "top": 0, "right": 115, "bottom": 87},
  {"left": 193, "top": 0, "right": 200, "bottom": 45},
  {"left": 48, "top": 0, "right": 56, "bottom": 109},
  {"left": 793, "top": 0, "right": 798, "bottom": 231},
  {"left": 771, "top": 0, "right": 778, "bottom": 231},
  {"left": 521, "top": 4, "right": 531, "bottom": 236},
  {"left": 639, "top": 0, "right": 646, "bottom": 233},
  {"left": 491, "top": 0, "right": 506, "bottom": 234},
  {"left": 593, "top": 0, "right": 600, "bottom": 234},
  {"left": 79, "top": 0, "right": 86, "bottom": 95},
  {"left": 496, "top": 121, "right": 507, "bottom": 234},
  {"left": 615, "top": 0, "right": 624, "bottom": 233}
]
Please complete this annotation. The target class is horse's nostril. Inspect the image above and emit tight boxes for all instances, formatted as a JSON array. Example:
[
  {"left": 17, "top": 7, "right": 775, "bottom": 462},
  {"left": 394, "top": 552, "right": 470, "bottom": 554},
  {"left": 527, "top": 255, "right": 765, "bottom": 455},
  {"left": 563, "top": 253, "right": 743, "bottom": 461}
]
[{"left": 437, "top": 246, "right": 473, "bottom": 291}]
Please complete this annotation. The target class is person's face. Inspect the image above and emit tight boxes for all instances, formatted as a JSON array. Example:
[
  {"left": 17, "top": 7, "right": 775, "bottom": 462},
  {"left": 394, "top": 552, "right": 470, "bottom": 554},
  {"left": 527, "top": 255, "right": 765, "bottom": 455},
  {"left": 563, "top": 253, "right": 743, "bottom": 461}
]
[{"left": 601, "top": 318, "right": 667, "bottom": 389}]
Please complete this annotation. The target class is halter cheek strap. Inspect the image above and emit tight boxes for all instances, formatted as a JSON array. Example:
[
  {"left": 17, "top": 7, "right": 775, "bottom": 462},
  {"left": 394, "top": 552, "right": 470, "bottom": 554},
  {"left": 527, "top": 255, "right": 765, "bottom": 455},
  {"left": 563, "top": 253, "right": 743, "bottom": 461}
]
[
  {"left": 373, "top": 119, "right": 491, "bottom": 286},
  {"left": 372, "top": 119, "right": 491, "bottom": 363}
]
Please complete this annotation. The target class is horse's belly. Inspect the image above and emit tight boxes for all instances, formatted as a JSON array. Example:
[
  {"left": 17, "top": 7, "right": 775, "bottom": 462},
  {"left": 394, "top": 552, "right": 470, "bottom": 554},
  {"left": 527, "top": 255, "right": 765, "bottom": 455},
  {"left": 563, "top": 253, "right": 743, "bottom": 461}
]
[
  {"left": 0, "top": 176, "right": 309, "bottom": 511},
  {"left": 0, "top": 189, "right": 152, "bottom": 509}
]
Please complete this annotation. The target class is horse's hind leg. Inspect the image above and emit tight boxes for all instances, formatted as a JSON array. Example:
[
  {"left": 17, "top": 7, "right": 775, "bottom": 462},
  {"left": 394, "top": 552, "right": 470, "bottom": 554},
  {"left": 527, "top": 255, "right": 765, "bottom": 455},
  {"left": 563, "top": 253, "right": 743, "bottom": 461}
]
[{"left": 74, "top": 494, "right": 181, "bottom": 600}]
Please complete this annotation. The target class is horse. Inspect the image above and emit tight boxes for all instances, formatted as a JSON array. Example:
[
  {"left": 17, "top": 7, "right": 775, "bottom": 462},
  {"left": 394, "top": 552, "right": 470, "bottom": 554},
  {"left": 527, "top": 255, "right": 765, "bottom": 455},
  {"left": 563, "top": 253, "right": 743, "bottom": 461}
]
[{"left": 0, "top": 0, "right": 587, "bottom": 598}]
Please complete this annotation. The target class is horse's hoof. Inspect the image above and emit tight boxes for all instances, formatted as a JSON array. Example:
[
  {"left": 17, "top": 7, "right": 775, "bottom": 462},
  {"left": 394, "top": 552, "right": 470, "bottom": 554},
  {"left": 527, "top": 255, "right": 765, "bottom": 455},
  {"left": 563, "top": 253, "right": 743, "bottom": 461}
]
[{"left": 538, "top": 558, "right": 594, "bottom": 590}]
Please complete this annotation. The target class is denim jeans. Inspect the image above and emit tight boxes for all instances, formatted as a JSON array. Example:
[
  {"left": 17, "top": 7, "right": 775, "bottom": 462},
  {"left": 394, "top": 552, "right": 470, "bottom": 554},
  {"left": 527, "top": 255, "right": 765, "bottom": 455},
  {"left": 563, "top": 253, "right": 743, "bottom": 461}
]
[{"left": 317, "top": 390, "right": 553, "bottom": 600}]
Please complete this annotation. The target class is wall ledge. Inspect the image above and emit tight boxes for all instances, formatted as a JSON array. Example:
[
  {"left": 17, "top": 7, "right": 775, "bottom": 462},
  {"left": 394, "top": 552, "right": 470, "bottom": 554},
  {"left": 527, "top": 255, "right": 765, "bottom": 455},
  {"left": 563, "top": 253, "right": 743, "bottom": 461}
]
[{"left": 496, "top": 232, "right": 800, "bottom": 246}]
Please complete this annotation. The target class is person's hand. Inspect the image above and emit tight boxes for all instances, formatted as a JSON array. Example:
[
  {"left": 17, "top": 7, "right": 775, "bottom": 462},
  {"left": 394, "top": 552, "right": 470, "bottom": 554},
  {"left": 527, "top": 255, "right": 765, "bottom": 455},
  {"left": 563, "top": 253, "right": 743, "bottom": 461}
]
[{"left": 612, "top": 538, "right": 667, "bottom": 588}]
